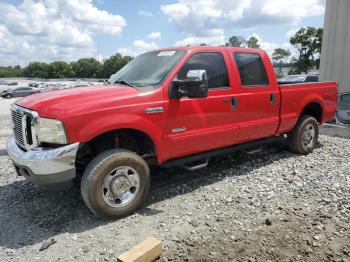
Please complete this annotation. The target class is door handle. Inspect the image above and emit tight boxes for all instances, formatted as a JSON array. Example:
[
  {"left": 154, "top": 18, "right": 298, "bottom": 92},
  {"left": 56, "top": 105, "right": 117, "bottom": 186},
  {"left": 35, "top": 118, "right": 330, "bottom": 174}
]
[
  {"left": 270, "top": 93, "right": 275, "bottom": 105},
  {"left": 231, "top": 97, "right": 238, "bottom": 109}
]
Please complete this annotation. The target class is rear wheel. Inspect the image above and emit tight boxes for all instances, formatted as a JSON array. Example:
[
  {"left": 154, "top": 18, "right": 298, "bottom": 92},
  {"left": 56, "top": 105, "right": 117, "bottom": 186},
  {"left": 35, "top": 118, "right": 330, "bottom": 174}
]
[
  {"left": 287, "top": 115, "right": 319, "bottom": 154},
  {"left": 81, "top": 149, "right": 150, "bottom": 219}
]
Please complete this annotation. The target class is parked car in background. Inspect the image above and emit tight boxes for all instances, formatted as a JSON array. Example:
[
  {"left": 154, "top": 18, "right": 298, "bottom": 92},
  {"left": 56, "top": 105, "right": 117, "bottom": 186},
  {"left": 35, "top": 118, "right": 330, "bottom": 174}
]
[
  {"left": 71, "top": 83, "right": 94, "bottom": 88},
  {"left": 1, "top": 87, "right": 38, "bottom": 98},
  {"left": 7, "top": 81, "right": 18, "bottom": 86},
  {"left": 278, "top": 74, "right": 319, "bottom": 84},
  {"left": 32, "top": 83, "right": 49, "bottom": 92},
  {"left": 0, "top": 80, "right": 18, "bottom": 86},
  {"left": 336, "top": 92, "right": 350, "bottom": 124}
]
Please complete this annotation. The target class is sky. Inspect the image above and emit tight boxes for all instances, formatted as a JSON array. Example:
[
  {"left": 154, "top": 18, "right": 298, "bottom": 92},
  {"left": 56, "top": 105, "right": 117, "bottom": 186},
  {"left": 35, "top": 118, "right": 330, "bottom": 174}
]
[{"left": 0, "top": 0, "right": 326, "bottom": 67}]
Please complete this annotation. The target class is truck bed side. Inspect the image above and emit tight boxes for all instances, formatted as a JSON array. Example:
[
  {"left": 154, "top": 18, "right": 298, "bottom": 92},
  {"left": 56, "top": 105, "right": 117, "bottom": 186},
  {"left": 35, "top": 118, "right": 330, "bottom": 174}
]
[{"left": 277, "top": 81, "right": 338, "bottom": 134}]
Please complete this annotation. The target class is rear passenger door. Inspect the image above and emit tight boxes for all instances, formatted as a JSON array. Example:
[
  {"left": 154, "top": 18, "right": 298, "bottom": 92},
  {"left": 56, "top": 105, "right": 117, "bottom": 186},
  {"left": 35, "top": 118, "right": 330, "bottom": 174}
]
[{"left": 231, "top": 51, "right": 280, "bottom": 142}]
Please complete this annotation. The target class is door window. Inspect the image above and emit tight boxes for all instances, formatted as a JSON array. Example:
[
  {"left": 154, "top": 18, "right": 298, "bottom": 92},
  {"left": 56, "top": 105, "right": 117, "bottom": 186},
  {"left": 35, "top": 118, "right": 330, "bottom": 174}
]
[
  {"left": 234, "top": 52, "right": 269, "bottom": 86},
  {"left": 177, "top": 52, "right": 229, "bottom": 89}
]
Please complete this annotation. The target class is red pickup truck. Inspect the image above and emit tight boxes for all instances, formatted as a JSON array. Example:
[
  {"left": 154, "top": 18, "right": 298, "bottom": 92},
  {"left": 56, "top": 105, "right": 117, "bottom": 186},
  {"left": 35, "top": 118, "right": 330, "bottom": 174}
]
[{"left": 7, "top": 46, "right": 337, "bottom": 219}]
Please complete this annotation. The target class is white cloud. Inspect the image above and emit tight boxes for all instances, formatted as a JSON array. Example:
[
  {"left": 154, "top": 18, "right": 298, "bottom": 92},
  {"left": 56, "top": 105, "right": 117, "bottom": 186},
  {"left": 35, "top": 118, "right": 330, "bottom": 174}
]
[
  {"left": 148, "top": 32, "right": 162, "bottom": 39},
  {"left": 286, "top": 27, "right": 299, "bottom": 39},
  {"left": 261, "top": 0, "right": 324, "bottom": 18},
  {"left": 161, "top": 0, "right": 325, "bottom": 46},
  {"left": 248, "top": 33, "right": 297, "bottom": 61},
  {"left": 117, "top": 40, "right": 159, "bottom": 57},
  {"left": 175, "top": 29, "right": 225, "bottom": 46},
  {"left": 138, "top": 10, "right": 153, "bottom": 17},
  {"left": 161, "top": 3, "right": 190, "bottom": 19},
  {"left": 0, "top": 0, "right": 127, "bottom": 66}
]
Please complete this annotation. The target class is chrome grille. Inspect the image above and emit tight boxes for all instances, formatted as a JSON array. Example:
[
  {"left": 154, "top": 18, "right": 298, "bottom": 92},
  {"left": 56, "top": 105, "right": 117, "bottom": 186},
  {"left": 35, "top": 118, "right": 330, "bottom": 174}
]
[
  {"left": 10, "top": 104, "right": 38, "bottom": 150},
  {"left": 11, "top": 109, "right": 25, "bottom": 147}
]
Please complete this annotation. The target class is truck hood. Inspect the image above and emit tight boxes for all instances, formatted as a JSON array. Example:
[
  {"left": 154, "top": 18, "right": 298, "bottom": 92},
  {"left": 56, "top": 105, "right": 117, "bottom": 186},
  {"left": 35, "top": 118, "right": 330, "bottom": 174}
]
[{"left": 16, "top": 85, "right": 140, "bottom": 118}]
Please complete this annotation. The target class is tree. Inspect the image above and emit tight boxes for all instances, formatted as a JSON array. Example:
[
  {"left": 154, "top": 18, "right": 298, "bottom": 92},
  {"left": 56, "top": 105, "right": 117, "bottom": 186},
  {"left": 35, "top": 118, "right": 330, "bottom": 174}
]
[
  {"left": 247, "top": 36, "right": 260, "bottom": 48},
  {"left": 272, "top": 48, "right": 291, "bottom": 64},
  {"left": 272, "top": 48, "right": 291, "bottom": 77},
  {"left": 225, "top": 36, "right": 246, "bottom": 47},
  {"left": 71, "top": 58, "right": 103, "bottom": 78},
  {"left": 313, "top": 27, "right": 323, "bottom": 69},
  {"left": 102, "top": 53, "right": 133, "bottom": 78},
  {"left": 0, "top": 66, "right": 22, "bottom": 77},
  {"left": 49, "top": 61, "right": 73, "bottom": 78},
  {"left": 290, "top": 27, "right": 323, "bottom": 73},
  {"left": 23, "top": 62, "right": 50, "bottom": 78}
]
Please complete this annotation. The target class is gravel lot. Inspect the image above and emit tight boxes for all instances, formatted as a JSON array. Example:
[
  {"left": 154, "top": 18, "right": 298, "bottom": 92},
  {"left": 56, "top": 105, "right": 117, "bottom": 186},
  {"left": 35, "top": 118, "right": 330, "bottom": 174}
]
[{"left": 0, "top": 97, "right": 349, "bottom": 262}]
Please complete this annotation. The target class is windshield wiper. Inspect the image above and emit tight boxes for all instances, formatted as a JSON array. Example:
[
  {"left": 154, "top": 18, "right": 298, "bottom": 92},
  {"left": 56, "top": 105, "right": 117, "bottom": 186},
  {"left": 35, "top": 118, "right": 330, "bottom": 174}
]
[{"left": 114, "top": 80, "right": 137, "bottom": 88}]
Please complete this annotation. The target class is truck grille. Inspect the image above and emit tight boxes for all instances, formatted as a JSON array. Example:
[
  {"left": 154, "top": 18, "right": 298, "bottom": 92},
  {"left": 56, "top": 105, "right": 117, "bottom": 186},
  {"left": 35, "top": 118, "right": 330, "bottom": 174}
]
[
  {"left": 11, "top": 105, "right": 38, "bottom": 150},
  {"left": 12, "top": 110, "right": 25, "bottom": 147}
]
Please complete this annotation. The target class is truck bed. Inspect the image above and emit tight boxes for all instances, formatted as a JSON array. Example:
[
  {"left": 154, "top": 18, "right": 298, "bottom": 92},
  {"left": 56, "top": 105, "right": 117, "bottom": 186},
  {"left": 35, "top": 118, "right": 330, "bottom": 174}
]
[{"left": 277, "top": 81, "right": 338, "bottom": 134}]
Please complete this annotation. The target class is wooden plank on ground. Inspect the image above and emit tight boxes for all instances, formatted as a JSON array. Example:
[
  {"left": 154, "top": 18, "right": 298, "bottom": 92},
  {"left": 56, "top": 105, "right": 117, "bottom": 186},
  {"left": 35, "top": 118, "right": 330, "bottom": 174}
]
[{"left": 117, "top": 236, "right": 162, "bottom": 262}]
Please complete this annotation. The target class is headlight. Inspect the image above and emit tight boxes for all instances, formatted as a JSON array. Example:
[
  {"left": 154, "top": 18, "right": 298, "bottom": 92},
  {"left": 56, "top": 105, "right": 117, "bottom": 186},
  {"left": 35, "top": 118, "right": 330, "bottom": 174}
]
[{"left": 36, "top": 117, "right": 68, "bottom": 144}]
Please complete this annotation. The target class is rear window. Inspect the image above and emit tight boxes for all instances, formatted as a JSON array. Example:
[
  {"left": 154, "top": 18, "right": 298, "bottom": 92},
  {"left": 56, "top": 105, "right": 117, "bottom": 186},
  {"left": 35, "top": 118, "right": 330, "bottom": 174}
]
[{"left": 234, "top": 52, "right": 269, "bottom": 86}]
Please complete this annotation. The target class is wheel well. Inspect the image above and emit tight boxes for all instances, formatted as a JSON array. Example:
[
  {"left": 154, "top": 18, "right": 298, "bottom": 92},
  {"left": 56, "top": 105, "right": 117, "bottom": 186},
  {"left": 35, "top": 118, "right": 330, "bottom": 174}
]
[
  {"left": 300, "top": 102, "right": 322, "bottom": 123},
  {"left": 75, "top": 129, "right": 156, "bottom": 175}
]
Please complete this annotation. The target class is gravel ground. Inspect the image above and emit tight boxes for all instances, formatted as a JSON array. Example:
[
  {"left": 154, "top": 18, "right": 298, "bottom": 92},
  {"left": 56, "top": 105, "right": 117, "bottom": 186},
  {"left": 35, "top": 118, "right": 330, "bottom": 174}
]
[{"left": 0, "top": 97, "right": 349, "bottom": 262}]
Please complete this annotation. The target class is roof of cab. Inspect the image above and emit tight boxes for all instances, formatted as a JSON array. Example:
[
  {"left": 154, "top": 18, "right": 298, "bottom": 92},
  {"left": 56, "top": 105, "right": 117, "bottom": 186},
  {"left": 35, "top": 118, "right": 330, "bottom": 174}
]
[{"left": 155, "top": 45, "right": 267, "bottom": 55}]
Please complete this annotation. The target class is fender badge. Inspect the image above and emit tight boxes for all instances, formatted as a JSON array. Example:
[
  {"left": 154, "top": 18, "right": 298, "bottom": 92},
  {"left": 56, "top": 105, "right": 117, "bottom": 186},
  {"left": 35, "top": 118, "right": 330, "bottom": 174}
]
[
  {"left": 145, "top": 107, "right": 164, "bottom": 114},
  {"left": 172, "top": 127, "right": 186, "bottom": 133}
]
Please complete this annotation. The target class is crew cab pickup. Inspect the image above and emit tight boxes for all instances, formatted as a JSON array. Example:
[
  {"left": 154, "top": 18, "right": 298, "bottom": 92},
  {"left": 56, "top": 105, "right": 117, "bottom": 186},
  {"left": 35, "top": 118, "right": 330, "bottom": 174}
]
[{"left": 6, "top": 46, "right": 337, "bottom": 219}]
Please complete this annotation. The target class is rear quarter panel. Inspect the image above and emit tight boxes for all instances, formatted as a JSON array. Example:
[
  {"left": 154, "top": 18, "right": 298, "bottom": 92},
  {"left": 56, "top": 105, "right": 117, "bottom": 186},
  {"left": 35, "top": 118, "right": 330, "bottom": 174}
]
[{"left": 278, "top": 81, "right": 338, "bottom": 134}]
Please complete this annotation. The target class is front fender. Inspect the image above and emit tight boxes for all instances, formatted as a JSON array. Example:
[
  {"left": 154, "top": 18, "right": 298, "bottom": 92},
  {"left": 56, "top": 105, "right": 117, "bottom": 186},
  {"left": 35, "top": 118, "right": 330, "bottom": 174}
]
[{"left": 66, "top": 112, "right": 169, "bottom": 163}]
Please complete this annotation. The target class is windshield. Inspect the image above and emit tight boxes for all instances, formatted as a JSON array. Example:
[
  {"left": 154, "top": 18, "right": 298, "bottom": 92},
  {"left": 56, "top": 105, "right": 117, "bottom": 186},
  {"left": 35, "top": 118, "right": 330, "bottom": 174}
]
[{"left": 109, "top": 50, "right": 186, "bottom": 88}]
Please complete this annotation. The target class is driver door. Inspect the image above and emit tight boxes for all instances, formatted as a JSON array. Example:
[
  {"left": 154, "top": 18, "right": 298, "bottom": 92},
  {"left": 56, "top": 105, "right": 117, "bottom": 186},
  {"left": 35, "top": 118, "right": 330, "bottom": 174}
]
[{"left": 166, "top": 51, "right": 239, "bottom": 159}]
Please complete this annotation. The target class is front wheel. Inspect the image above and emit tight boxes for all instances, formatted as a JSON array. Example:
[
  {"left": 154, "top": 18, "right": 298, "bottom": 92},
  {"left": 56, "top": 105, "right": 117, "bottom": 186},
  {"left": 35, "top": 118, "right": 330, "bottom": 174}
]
[
  {"left": 5, "top": 94, "right": 12, "bottom": 99},
  {"left": 287, "top": 115, "right": 319, "bottom": 154},
  {"left": 81, "top": 149, "right": 150, "bottom": 219}
]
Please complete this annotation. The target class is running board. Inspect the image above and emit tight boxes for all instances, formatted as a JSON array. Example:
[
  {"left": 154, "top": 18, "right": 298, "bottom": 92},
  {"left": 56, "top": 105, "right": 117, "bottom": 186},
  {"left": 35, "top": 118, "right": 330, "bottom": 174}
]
[
  {"left": 243, "top": 148, "right": 263, "bottom": 154},
  {"left": 180, "top": 157, "right": 209, "bottom": 172},
  {"left": 160, "top": 136, "right": 283, "bottom": 169}
]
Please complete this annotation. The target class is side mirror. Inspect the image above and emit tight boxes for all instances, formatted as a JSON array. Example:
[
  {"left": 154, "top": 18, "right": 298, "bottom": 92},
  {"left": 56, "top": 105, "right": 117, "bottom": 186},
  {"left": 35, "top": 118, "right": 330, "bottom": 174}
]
[{"left": 170, "top": 70, "right": 208, "bottom": 99}]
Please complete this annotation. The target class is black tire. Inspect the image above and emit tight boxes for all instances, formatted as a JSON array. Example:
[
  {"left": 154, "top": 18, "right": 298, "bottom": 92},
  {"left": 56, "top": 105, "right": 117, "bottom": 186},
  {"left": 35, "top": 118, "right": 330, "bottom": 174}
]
[
  {"left": 81, "top": 149, "right": 150, "bottom": 219},
  {"left": 287, "top": 114, "right": 319, "bottom": 154},
  {"left": 6, "top": 94, "right": 12, "bottom": 99}
]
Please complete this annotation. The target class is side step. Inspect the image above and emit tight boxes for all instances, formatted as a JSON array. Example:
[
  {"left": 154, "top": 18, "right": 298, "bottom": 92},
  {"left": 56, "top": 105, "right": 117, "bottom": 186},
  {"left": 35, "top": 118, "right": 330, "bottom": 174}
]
[
  {"left": 180, "top": 157, "right": 209, "bottom": 171},
  {"left": 160, "top": 136, "right": 283, "bottom": 170},
  {"left": 243, "top": 147, "right": 263, "bottom": 154}
]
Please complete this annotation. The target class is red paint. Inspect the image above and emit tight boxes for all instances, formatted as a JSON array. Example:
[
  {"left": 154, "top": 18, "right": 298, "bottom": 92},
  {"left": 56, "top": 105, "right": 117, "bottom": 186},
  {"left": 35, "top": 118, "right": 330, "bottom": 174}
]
[{"left": 16, "top": 46, "right": 338, "bottom": 164}]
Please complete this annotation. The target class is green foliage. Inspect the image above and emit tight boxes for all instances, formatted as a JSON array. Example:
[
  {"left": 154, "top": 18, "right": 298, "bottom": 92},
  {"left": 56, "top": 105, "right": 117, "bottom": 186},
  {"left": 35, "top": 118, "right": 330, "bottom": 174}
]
[
  {"left": 290, "top": 27, "right": 323, "bottom": 73},
  {"left": 247, "top": 36, "right": 260, "bottom": 48},
  {"left": 272, "top": 48, "right": 291, "bottom": 64},
  {"left": 0, "top": 53, "right": 133, "bottom": 79},
  {"left": 0, "top": 65, "right": 22, "bottom": 77},
  {"left": 23, "top": 62, "right": 50, "bottom": 78},
  {"left": 225, "top": 36, "right": 247, "bottom": 47},
  {"left": 71, "top": 58, "right": 103, "bottom": 78},
  {"left": 272, "top": 48, "right": 292, "bottom": 77},
  {"left": 49, "top": 61, "right": 73, "bottom": 78},
  {"left": 225, "top": 35, "right": 260, "bottom": 49},
  {"left": 102, "top": 54, "right": 133, "bottom": 78}
]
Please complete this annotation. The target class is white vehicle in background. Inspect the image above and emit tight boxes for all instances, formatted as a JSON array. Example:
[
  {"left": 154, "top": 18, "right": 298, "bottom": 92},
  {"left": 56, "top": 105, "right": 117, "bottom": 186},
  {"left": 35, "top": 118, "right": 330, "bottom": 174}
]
[
  {"left": 336, "top": 93, "right": 350, "bottom": 125},
  {"left": 32, "top": 83, "right": 49, "bottom": 92}
]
